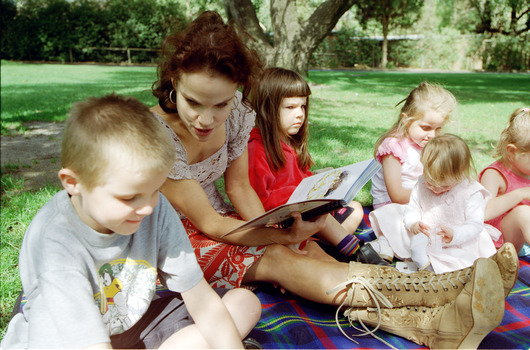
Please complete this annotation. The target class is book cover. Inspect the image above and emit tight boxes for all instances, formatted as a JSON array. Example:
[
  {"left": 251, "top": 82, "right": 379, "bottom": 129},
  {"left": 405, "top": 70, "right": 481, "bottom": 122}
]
[{"left": 221, "top": 158, "right": 380, "bottom": 237}]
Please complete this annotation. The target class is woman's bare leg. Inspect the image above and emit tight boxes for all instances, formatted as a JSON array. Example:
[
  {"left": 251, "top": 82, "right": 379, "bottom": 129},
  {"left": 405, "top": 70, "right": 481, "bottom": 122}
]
[{"left": 242, "top": 243, "right": 350, "bottom": 305}]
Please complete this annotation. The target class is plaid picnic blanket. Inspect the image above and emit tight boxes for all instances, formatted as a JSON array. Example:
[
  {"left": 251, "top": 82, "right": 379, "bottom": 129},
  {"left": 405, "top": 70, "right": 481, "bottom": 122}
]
[{"left": 247, "top": 208, "right": 530, "bottom": 349}]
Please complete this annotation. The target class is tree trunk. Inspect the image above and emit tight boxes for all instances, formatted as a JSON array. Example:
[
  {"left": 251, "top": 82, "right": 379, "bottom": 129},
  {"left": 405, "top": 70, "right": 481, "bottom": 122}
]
[
  {"left": 381, "top": 12, "right": 389, "bottom": 69},
  {"left": 223, "top": 0, "right": 357, "bottom": 76}
]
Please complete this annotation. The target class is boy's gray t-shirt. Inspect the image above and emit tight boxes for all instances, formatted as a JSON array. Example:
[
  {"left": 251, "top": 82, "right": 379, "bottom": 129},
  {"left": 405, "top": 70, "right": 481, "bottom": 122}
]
[{"left": 2, "top": 190, "right": 203, "bottom": 349}]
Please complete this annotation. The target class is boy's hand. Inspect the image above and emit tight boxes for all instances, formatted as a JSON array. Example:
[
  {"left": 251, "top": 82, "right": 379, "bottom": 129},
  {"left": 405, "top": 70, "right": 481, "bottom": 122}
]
[
  {"left": 410, "top": 221, "right": 430, "bottom": 236},
  {"left": 438, "top": 225, "right": 454, "bottom": 243}
]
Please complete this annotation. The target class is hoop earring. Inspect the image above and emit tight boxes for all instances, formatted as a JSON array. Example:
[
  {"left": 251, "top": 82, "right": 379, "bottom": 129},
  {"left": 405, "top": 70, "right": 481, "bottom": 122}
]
[{"left": 169, "top": 89, "right": 176, "bottom": 104}]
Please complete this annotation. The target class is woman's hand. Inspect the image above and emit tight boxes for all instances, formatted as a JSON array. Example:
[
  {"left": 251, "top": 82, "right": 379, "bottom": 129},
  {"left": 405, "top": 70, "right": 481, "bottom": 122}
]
[
  {"left": 285, "top": 212, "right": 327, "bottom": 245},
  {"left": 410, "top": 221, "right": 430, "bottom": 236}
]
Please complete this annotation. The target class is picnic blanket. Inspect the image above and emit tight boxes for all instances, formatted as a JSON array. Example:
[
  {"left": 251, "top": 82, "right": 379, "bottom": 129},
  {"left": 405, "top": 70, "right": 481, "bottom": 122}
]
[
  {"left": 9, "top": 209, "right": 529, "bottom": 349},
  {"left": 247, "top": 208, "right": 530, "bottom": 349}
]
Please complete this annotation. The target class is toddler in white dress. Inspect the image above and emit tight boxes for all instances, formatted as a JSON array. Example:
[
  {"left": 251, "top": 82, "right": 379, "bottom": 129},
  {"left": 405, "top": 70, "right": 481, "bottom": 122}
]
[{"left": 369, "top": 134, "right": 500, "bottom": 273}]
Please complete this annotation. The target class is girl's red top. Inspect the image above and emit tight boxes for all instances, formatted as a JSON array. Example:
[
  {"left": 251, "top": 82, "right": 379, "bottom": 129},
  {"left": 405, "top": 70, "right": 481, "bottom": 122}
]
[{"left": 247, "top": 128, "right": 312, "bottom": 211}]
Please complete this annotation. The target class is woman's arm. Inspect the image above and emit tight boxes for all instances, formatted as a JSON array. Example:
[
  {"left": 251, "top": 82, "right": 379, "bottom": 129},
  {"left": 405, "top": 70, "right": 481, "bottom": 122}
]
[
  {"left": 160, "top": 177, "right": 325, "bottom": 246},
  {"left": 225, "top": 147, "right": 267, "bottom": 221},
  {"left": 480, "top": 168, "right": 529, "bottom": 221},
  {"left": 382, "top": 155, "right": 412, "bottom": 204}
]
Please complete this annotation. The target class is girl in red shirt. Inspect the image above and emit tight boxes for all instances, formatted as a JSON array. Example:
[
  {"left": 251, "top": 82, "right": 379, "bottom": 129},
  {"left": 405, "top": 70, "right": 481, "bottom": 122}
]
[{"left": 248, "top": 67, "right": 387, "bottom": 264}]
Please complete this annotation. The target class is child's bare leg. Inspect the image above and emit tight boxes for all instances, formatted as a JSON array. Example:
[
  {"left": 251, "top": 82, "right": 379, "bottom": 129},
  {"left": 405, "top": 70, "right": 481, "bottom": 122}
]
[
  {"left": 317, "top": 215, "right": 361, "bottom": 259},
  {"left": 318, "top": 214, "right": 350, "bottom": 245},
  {"left": 341, "top": 200, "right": 363, "bottom": 234},
  {"left": 159, "top": 289, "right": 261, "bottom": 349},
  {"left": 501, "top": 205, "right": 530, "bottom": 252}
]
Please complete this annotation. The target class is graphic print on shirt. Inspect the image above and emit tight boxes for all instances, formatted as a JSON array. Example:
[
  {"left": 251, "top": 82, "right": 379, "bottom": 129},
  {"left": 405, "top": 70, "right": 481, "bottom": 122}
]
[{"left": 95, "top": 259, "right": 157, "bottom": 335}]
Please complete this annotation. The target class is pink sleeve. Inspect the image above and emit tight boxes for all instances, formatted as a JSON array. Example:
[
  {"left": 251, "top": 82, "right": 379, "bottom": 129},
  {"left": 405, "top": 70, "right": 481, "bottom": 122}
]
[{"left": 375, "top": 137, "right": 408, "bottom": 165}]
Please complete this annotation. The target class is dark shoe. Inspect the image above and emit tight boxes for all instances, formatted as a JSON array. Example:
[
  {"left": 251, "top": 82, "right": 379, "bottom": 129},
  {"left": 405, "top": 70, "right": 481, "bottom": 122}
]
[
  {"left": 243, "top": 337, "right": 263, "bottom": 349},
  {"left": 356, "top": 244, "right": 392, "bottom": 266}
]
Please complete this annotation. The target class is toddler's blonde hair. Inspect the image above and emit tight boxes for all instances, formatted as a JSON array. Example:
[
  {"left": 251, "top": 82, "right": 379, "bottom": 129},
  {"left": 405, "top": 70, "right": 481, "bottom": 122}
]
[
  {"left": 61, "top": 94, "right": 175, "bottom": 190},
  {"left": 374, "top": 82, "right": 457, "bottom": 156},
  {"left": 494, "top": 107, "right": 530, "bottom": 161},
  {"left": 421, "top": 134, "right": 474, "bottom": 187}
]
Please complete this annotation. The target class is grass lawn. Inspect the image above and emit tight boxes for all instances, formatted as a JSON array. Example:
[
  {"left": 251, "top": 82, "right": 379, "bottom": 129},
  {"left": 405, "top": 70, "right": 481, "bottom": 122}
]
[{"left": 1, "top": 60, "right": 529, "bottom": 339}]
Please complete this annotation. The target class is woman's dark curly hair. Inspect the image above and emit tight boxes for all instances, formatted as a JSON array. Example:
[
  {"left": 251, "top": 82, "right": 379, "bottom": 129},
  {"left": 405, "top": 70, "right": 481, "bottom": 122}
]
[{"left": 152, "top": 11, "right": 263, "bottom": 113}]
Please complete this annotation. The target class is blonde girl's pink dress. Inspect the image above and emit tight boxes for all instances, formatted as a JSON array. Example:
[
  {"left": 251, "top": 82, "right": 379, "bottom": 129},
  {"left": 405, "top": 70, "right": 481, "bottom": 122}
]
[
  {"left": 479, "top": 160, "right": 530, "bottom": 248},
  {"left": 370, "top": 137, "right": 423, "bottom": 209},
  {"left": 153, "top": 91, "right": 267, "bottom": 289},
  {"left": 370, "top": 177, "right": 500, "bottom": 273}
]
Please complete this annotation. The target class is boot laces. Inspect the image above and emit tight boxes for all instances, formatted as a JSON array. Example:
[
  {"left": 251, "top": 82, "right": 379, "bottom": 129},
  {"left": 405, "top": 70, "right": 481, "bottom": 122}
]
[
  {"left": 327, "top": 276, "right": 395, "bottom": 348},
  {"left": 326, "top": 267, "right": 472, "bottom": 348},
  {"left": 359, "top": 267, "right": 472, "bottom": 293}
]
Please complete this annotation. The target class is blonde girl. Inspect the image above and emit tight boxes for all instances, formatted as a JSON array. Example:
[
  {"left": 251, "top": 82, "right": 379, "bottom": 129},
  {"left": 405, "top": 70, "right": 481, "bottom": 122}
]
[
  {"left": 370, "top": 82, "right": 457, "bottom": 209},
  {"left": 371, "top": 134, "right": 499, "bottom": 273},
  {"left": 248, "top": 67, "right": 388, "bottom": 265},
  {"left": 479, "top": 107, "right": 530, "bottom": 253}
]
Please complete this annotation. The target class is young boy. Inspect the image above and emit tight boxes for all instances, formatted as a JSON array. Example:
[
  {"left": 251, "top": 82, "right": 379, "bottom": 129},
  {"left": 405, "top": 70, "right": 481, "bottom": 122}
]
[{"left": 1, "top": 94, "right": 261, "bottom": 349}]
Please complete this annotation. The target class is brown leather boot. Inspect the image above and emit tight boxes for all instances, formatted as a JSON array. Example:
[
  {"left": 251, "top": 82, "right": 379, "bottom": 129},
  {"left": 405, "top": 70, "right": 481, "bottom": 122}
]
[
  {"left": 330, "top": 262, "right": 473, "bottom": 308},
  {"left": 489, "top": 243, "right": 519, "bottom": 297},
  {"left": 342, "top": 258, "right": 505, "bottom": 349}
]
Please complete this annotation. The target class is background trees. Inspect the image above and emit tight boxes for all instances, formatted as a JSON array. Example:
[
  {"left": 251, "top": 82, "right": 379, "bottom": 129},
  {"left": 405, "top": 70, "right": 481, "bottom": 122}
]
[
  {"left": 355, "top": 0, "right": 424, "bottom": 68},
  {"left": 223, "top": 0, "right": 357, "bottom": 75},
  {"left": 1, "top": 0, "right": 528, "bottom": 72}
]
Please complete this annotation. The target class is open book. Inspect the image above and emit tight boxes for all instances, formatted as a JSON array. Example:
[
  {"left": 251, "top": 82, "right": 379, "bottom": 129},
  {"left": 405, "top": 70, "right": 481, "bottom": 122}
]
[{"left": 222, "top": 158, "right": 381, "bottom": 237}]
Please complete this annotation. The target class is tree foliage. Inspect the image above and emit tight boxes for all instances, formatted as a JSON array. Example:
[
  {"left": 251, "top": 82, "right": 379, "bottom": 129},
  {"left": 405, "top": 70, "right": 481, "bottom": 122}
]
[
  {"left": 355, "top": 0, "right": 424, "bottom": 68},
  {"left": 223, "top": 0, "right": 358, "bottom": 76},
  {"left": 0, "top": 0, "right": 187, "bottom": 62},
  {"left": 469, "top": 0, "right": 530, "bottom": 35}
]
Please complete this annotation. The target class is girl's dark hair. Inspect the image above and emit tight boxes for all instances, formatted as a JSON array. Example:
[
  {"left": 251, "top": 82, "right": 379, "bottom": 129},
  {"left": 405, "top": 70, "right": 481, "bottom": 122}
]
[
  {"left": 252, "top": 67, "right": 313, "bottom": 171},
  {"left": 152, "top": 11, "right": 262, "bottom": 113}
]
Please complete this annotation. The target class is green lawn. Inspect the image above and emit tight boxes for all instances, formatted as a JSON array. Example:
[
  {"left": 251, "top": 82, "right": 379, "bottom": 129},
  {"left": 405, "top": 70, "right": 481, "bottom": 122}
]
[{"left": 1, "top": 61, "right": 529, "bottom": 339}]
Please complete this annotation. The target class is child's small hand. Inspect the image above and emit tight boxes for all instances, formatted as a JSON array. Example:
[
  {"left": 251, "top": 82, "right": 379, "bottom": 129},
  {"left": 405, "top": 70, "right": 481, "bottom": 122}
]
[
  {"left": 410, "top": 221, "right": 430, "bottom": 236},
  {"left": 438, "top": 225, "right": 454, "bottom": 243}
]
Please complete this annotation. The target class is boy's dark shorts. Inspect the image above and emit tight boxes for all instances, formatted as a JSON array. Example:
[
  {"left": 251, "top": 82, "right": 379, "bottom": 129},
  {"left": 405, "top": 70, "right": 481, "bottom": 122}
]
[
  {"left": 111, "top": 288, "right": 228, "bottom": 349},
  {"left": 330, "top": 205, "right": 355, "bottom": 224}
]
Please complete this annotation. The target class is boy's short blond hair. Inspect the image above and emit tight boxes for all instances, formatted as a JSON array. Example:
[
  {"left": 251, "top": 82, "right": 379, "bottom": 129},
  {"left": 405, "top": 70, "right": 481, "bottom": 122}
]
[
  {"left": 61, "top": 94, "right": 175, "bottom": 190},
  {"left": 421, "top": 134, "right": 474, "bottom": 187}
]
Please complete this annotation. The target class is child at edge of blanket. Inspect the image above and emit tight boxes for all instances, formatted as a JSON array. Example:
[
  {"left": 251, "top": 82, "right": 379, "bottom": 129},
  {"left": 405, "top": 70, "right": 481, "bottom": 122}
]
[
  {"left": 247, "top": 67, "right": 388, "bottom": 266},
  {"left": 0, "top": 94, "right": 261, "bottom": 349},
  {"left": 368, "top": 82, "right": 457, "bottom": 262},
  {"left": 479, "top": 107, "right": 530, "bottom": 256},
  {"left": 369, "top": 134, "right": 499, "bottom": 273}
]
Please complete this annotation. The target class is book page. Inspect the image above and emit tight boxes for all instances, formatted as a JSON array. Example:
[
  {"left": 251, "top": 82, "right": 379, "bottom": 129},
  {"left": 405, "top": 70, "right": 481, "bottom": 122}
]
[
  {"left": 287, "top": 159, "right": 378, "bottom": 204},
  {"left": 221, "top": 199, "right": 338, "bottom": 237}
]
